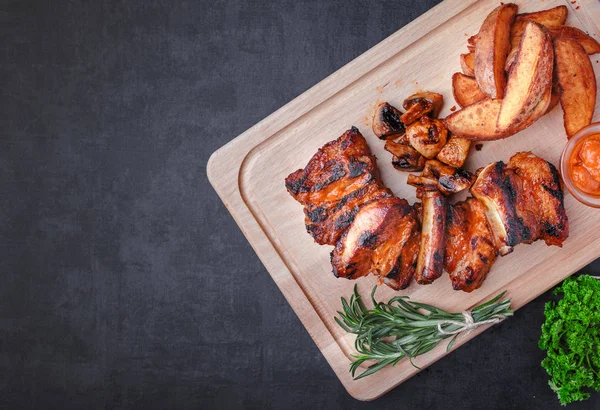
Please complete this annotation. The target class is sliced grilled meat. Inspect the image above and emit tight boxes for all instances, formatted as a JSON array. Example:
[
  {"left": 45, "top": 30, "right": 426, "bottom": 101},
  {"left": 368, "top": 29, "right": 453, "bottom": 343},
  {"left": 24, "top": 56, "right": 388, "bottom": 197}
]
[
  {"left": 445, "top": 198, "right": 498, "bottom": 292},
  {"left": 506, "top": 152, "right": 569, "bottom": 247},
  {"left": 286, "top": 127, "right": 389, "bottom": 245},
  {"left": 415, "top": 190, "right": 448, "bottom": 285},
  {"left": 331, "top": 197, "right": 420, "bottom": 290},
  {"left": 470, "top": 152, "right": 568, "bottom": 255},
  {"left": 304, "top": 182, "right": 391, "bottom": 245},
  {"left": 470, "top": 161, "right": 528, "bottom": 255}
]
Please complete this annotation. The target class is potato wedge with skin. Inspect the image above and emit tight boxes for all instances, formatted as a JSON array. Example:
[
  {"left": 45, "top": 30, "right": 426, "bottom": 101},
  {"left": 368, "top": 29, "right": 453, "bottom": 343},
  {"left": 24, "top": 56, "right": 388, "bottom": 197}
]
[
  {"left": 460, "top": 52, "right": 475, "bottom": 77},
  {"left": 452, "top": 72, "right": 486, "bottom": 108},
  {"left": 554, "top": 36, "right": 597, "bottom": 138},
  {"left": 445, "top": 84, "right": 551, "bottom": 141},
  {"left": 475, "top": 4, "right": 518, "bottom": 99},
  {"left": 510, "top": 5, "right": 568, "bottom": 49},
  {"left": 546, "top": 74, "right": 561, "bottom": 115},
  {"left": 505, "top": 47, "right": 517, "bottom": 72},
  {"left": 549, "top": 26, "right": 600, "bottom": 55},
  {"left": 497, "top": 22, "right": 553, "bottom": 132},
  {"left": 437, "top": 134, "right": 472, "bottom": 168}
]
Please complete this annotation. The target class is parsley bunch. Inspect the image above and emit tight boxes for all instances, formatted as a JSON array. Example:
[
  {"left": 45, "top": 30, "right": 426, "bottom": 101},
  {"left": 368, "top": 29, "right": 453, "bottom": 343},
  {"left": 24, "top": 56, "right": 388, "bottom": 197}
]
[{"left": 539, "top": 275, "right": 600, "bottom": 405}]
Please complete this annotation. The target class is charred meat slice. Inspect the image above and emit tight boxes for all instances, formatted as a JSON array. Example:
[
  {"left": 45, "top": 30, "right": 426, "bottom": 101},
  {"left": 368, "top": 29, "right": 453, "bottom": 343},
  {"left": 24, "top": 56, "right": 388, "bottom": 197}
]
[
  {"left": 470, "top": 161, "right": 528, "bottom": 255},
  {"left": 445, "top": 198, "right": 498, "bottom": 292},
  {"left": 304, "top": 182, "right": 391, "bottom": 245},
  {"left": 285, "top": 127, "right": 389, "bottom": 245},
  {"left": 470, "top": 152, "right": 569, "bottom": 255},
  {"left": 372, "top": 102, "right": 406, "bottom": 140},
  {"left": 506, "top": 152, "right": 569, "bottom": 246},
  {"left": 285, "top": 127, "right": 380, "bottom": 206},
  {"left": 406, "top": 116, "right": 448, "bottom": 159},
  {"left": 400, "top": 92, "right": 444, "bottom": 124},
  {"left": 415, "top": 190, "right": 448, "bottom": 285},
  {"left": 385, "top": 139, "right": 425, "bottom": 172},
  {"left": 331, "top": 197, "right": 420, "bottom": 290}
]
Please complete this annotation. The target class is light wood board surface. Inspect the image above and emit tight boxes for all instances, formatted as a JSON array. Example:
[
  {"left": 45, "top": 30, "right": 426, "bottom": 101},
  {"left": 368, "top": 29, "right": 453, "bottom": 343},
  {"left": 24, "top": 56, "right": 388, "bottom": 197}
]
[{"left": 207, "top": 0, "right": 600, "bottom": 401}]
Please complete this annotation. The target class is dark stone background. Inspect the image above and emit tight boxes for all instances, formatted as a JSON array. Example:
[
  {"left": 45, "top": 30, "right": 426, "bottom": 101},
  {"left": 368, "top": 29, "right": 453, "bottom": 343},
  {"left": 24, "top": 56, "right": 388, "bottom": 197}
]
[{"left": 1, "top": 0, "right": 599, "bottom": 408}]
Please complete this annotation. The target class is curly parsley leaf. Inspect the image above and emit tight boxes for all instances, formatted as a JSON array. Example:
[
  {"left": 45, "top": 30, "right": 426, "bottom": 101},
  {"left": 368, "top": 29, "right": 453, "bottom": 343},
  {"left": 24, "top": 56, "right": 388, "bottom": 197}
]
[{"left": 539, "top": 275, "right": 600, "bottom": 405}]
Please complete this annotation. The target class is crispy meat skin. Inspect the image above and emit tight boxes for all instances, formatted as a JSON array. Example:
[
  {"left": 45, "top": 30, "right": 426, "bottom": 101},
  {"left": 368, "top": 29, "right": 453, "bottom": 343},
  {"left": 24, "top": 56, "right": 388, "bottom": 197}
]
[
  {"left": 445, "top": 198, "right": 498, "bottom": 292},
  {"left": 331, "top": 197, "right": 420, "bottom": 290},
  {"left": 285, "top": 127, "right": 390, "bottom": 245},
  {"left": 470, "top": 152, "right": 568, "bottom": 255}
]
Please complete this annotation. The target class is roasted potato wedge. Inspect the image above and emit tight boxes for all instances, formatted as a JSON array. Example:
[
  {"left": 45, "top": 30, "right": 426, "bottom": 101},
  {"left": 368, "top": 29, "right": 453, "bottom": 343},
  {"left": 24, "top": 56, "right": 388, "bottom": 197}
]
[
  {"left": 475, "top": 3, "right": 518, "bottom": 99},
  {"left": 445, "top": 84, "right": 551, "bottom": 141},
  {"left": 460, "top": 52, "right": 476, "bottom": 77},
  {"left": 400, "top": 92, "right": 444, "bottom": 124},
  {"left": 406, "top": 116, "right": 448, "bottom": 159},
  {"left": 384, "top": 139, "right": 425, "bottom": 172},
  {"left": 467, "top": 34, "right": 478, "bottom": 51},
  {"left": 452, "top": 72, "right": 486, "bottom": 108},
  {"left": 505, "top": 47, "right": 517, "bottom": 72},
  {"left": 497, "top": 22, "right": 553, "bottom": 133},
  {"left": 554, "top": 36, "right": 597, "bottom": 138},
  {"left": 549, "top": 26, "right": 600, "bottom": 55},
  {"left": 415, "top": 190, "right": 447, "bottom": 285},
  {"left": 372, "top": 102, "right": 406, "bottom": 140},
  {"left": 546, "top": 73, "right": 561, "bottom": 115},
  {"left": 436, "top": 134, "right": 472, "bottom": 168},
  {"left": 510, "top": 5, "right": 568, "bottom": 49}
]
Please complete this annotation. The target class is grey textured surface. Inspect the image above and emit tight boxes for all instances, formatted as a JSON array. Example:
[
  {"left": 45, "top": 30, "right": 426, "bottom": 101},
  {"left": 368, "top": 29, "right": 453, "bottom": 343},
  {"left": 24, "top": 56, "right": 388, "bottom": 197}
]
[{"left": 1, "top": 0, "right": 599, "bottom": 409}]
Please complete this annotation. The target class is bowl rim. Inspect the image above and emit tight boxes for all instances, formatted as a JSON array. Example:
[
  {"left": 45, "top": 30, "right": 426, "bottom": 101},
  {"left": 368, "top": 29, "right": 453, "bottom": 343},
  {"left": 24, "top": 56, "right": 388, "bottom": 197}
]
[{"left": 560, "top": 122, "right": 600, "bottom": 209}]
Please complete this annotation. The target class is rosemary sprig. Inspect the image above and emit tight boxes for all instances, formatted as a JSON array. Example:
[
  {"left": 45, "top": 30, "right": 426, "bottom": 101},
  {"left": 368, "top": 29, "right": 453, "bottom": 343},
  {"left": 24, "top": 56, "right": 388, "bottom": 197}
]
[{"left": 335, "top": 285, "right": 513, "bottom": 379}]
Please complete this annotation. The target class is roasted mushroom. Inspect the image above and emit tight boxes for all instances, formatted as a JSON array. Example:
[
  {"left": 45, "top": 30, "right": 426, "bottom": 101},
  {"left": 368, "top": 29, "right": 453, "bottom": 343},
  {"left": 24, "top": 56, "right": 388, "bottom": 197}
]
[
  {"left": 372, "top": 102, "right": 406, "bottom": 140},
  {"left": 400, "top": 92, "right": 444, "bottom": 125},
  {"left": 422, "top": 159, "right": 475, "bottom": 195},
  {"left": 406, "top": 116, "right": 448, "bottom": 159},
  {"left": 384, "top": 139, "right": 425, "bottom": 172}
]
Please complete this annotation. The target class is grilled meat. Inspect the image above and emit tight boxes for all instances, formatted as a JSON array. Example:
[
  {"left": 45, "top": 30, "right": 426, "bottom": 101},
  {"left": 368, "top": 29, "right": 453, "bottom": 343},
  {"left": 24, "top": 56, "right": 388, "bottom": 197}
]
[
  {"left": 470, "top": 152, "right": 568, "bottom": 255},
  {"left": 414, "top": 190, "right": 448, "bottom": 284},
  {"left": 372, "top": 102, "right": 406, "bottom": 140},
  {"left": 506, "top": 152, "right": 569, "bottom": 247},
  {"left": 331, "top": 197, "right": 420, "bottom": 289},
  {"left": 445, "top": 198, "right": 498, "bottom": 292},
  {"left": 285, "top": 127, "right": 390, "bottom": 245}
]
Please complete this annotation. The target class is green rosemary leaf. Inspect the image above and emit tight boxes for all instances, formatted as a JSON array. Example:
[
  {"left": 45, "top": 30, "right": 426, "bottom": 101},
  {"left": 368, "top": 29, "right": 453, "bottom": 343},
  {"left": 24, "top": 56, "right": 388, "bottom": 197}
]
[{"left": 335, "top": 286, "right": 513, "bottom": 379}]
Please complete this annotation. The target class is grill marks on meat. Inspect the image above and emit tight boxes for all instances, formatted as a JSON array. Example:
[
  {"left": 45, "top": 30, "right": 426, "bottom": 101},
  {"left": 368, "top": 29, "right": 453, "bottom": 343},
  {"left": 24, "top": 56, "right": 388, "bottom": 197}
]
[
  {"left": 470, "top": 152, "right": 569, "bottom": 255},
  {"left": 304, "top": 182, "right": 391, "bottom": 245},
  {"left": 285, "top": 127, "right": 391, "bottom": 245},
  {"left": 445, "top": 198, "right": 499, "bottom": 292},
  {"left": 331, "top": 197, "right": 420, "bottom": 289},
  {"left": 506, "top": 152, "right": 569, "bottom": 247}
]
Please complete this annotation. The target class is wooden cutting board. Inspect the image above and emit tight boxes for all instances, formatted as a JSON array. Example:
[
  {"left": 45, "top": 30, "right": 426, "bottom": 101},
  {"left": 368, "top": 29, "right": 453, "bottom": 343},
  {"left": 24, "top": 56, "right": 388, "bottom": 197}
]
[{"left": 207, "top": 0, "right": 600, "bottom": 401}]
